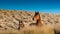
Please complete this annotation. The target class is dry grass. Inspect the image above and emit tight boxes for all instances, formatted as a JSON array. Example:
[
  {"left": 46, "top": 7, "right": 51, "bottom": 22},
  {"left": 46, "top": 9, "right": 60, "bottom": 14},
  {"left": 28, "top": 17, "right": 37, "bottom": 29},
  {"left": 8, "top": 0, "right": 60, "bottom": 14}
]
[
  {"left": 0, "top": 26, "right": 55, "bottom": 34},
  {"left": 0, "top": 10, "right": 56, "bottom": 34}
]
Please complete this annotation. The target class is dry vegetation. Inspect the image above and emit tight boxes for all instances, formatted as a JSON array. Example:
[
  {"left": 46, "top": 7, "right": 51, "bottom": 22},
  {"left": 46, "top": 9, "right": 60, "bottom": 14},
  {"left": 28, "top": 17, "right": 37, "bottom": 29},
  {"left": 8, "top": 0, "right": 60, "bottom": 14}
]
[
  {"left": 0, "top": 9, "right": 60, "bottom": 34},
  {"left": 0, "top": 26, "right": 54, "bottom": 34}
]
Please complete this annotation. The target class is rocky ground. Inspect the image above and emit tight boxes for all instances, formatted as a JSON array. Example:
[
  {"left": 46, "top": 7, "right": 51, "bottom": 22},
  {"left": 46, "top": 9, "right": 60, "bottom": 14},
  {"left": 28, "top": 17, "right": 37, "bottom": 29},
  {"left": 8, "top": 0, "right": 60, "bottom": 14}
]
[{"left": 0, "top": 9, "right": 60, "bottom": 31}]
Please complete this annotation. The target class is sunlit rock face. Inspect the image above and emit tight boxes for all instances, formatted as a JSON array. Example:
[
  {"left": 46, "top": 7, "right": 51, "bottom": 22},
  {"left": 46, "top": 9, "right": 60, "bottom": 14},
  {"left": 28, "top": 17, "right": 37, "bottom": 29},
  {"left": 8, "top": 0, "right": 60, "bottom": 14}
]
[{"left": 0, "top": 9, "right": 60, "bottom": 31}]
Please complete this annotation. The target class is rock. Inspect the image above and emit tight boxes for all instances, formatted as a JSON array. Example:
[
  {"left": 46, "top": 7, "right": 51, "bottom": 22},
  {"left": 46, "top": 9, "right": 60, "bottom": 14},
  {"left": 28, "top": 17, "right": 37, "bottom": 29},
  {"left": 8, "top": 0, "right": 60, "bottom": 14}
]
[{"left": 0, "top": 9, "right": 60, "bottom": 31}]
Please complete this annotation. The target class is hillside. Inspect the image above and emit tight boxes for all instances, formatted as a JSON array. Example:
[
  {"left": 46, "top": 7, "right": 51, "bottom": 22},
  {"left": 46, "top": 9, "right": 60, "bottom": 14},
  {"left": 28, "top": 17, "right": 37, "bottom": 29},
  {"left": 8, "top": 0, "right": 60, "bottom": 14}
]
[
  {"left": 0, "top": 10, "right": 60, "bottom": 34},
  {"left": 0, "top": 10, "right": 60, "bottom": 29}
]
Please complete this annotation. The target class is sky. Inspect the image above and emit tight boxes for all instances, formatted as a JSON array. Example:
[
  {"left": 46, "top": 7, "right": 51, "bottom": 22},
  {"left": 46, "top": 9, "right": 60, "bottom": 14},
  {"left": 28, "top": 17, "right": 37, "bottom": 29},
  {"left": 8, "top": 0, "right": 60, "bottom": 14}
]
[{"left": 0, "top": 0, "right": 60, "bottom": 14}]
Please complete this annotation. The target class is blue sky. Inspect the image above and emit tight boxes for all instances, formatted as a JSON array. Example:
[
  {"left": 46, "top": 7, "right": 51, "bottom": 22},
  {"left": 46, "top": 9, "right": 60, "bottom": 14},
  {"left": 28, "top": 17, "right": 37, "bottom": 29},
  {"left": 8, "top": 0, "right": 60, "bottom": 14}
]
[{"left": 0, "top": 0, "right": 60, "bottom": 14}]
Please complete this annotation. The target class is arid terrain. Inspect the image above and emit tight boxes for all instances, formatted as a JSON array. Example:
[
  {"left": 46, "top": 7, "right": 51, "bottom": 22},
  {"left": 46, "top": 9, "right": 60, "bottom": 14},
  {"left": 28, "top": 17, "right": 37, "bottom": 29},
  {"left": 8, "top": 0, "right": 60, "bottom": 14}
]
[{"left": 0, "top": 9, "right": 60, "bottom": 34}]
